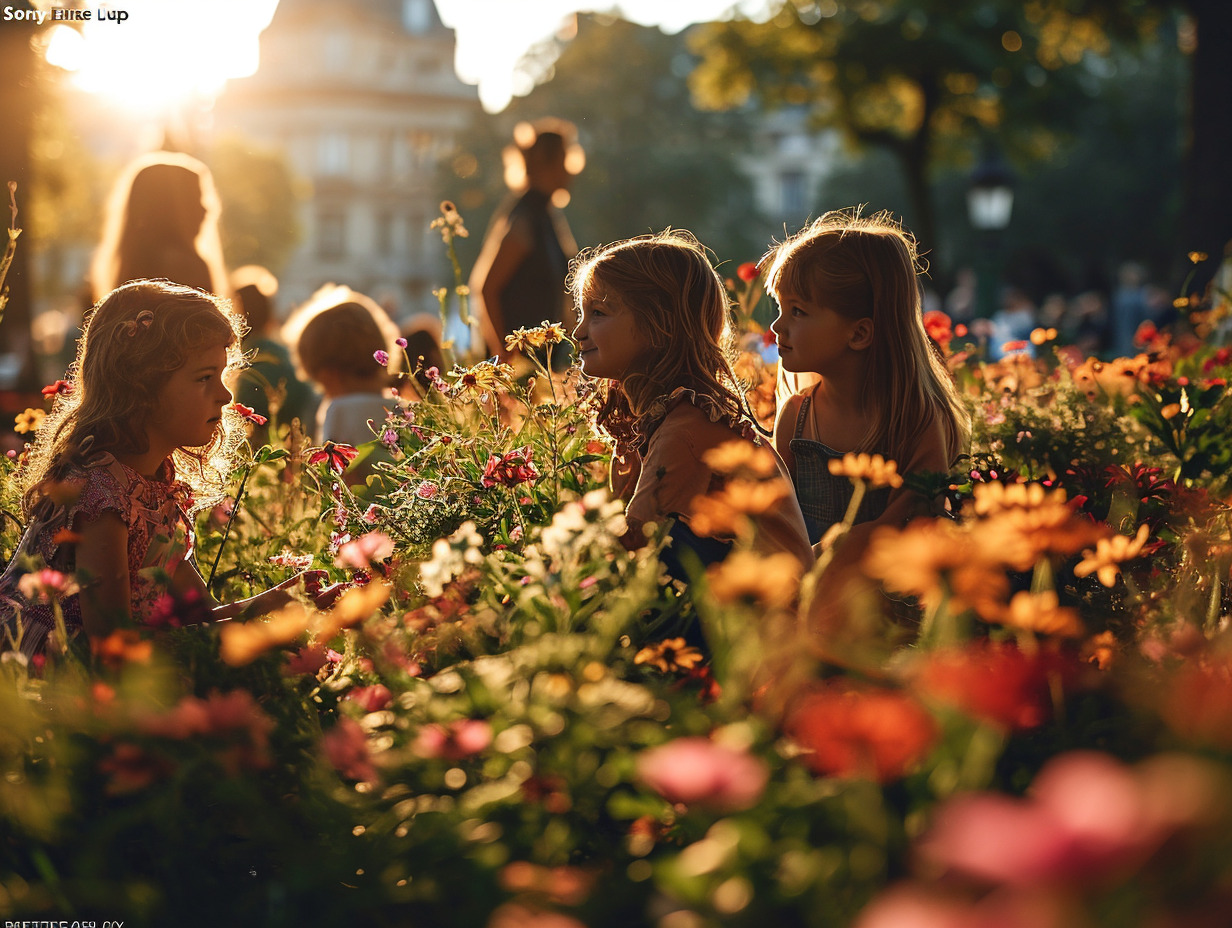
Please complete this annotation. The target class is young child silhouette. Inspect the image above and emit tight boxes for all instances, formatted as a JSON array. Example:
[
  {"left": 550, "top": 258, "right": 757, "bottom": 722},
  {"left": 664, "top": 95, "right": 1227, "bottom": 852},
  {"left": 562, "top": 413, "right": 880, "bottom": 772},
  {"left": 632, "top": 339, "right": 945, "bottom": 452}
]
[
  {"left": 91, "top": 152, "right": 229, "bottom": 300},
  {"left": 764, "top": 210, "right": 969, "bottom": 558},
  {"left": 571, "top": 230, "right": 812, "bottom": 572},
  {"left": 1, "top": 280, "right": 325, "bottom": 658},
  {"left": 281, "top": 285, "right": 402, "bottom": 448}
]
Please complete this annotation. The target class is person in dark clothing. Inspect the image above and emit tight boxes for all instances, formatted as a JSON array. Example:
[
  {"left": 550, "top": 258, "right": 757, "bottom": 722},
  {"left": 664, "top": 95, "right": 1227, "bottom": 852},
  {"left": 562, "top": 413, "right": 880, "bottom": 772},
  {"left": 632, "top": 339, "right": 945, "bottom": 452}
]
[{"left": 471, "top": 119, "right": 582, "bottom": 370}]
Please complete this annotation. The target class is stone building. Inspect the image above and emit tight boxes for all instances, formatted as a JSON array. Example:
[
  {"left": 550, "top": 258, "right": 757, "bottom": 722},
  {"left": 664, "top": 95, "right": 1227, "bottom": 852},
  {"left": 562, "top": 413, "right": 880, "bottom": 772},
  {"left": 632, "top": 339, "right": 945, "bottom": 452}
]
[{"left": 213, "top": 0, "right": 481, "bottom": 317}]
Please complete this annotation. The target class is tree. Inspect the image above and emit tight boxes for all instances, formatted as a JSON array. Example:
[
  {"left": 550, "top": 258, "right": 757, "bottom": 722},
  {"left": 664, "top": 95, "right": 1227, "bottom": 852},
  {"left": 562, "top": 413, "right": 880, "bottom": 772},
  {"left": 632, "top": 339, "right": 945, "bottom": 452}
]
[
  {"left": 205, "top": 137, "right": 304, "bottom": 276},
  {"left": 688, "top": 0, "right": 1172, "bottom": 255},
  {"left": 442, "top": 14, "right": 768, "bottom": 270}
]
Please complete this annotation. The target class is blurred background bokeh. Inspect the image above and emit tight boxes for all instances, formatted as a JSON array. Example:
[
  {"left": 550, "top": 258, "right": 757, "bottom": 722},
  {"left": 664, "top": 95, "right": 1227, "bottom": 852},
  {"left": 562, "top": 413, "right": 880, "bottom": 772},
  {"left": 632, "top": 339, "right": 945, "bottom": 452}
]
[{"left": 1, "top": 0, "right": 1227, "bottom": 403}]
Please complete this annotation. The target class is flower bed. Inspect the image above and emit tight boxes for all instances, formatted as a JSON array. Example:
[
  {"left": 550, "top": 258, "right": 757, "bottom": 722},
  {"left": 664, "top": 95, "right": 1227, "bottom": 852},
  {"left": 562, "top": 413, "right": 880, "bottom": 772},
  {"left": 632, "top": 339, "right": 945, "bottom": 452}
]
[{"left": 3, "top": 253, "right": 1232, "bottom": 926}]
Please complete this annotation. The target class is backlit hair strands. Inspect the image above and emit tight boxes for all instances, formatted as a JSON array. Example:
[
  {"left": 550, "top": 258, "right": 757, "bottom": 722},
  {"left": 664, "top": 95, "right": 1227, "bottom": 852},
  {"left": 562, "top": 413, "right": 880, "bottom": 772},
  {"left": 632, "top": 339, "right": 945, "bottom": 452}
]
[
  {"left": 763, "top": 209, "right": 969, "bottom": 464},
  {"left": 569, "top": 230, "right": 753, "bottom": 444},
  {"left": 20, "top": 280, "right": 248, "bottom": 517}
]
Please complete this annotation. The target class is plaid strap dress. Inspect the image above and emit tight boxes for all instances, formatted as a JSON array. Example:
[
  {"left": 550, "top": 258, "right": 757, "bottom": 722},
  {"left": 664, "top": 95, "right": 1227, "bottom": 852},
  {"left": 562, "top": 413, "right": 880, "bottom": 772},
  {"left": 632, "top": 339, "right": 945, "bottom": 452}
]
[{"left": 789, "top": 390, "right": 890, "bottom": 545}]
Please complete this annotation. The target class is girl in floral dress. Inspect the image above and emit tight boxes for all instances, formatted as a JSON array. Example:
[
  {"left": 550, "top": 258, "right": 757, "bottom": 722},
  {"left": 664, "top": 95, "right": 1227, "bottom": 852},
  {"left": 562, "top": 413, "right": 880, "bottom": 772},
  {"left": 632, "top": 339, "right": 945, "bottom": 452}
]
[
  {"left": 571, "top": 230, "right": 813, "bottom": 574},
  {"left": 1, "top": 280, "right": 322, "bottom": 659}
]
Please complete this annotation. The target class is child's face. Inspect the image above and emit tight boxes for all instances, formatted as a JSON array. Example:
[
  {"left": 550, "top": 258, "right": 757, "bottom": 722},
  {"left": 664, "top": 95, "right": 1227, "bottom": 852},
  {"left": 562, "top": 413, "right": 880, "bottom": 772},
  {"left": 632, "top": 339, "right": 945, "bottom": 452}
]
[
  {"left": 572, "top": 284, "right": 650, "bottom": 381},
  {"left": 770, "top": 287, "right": 865, "bottom": 376},
  {"left": 145, "top": 342, "right": 234, "bottom": 453}
]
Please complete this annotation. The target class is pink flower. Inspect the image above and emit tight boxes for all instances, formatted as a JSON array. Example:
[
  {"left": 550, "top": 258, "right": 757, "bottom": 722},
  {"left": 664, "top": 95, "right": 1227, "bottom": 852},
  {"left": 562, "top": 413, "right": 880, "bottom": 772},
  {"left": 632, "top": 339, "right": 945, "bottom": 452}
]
[
  {"left": 395, "top": 336, "right": 408, "bottom": 348},
  {"left": 636, "top": 737, "right": 768, "bottom": 811},
  {"left": 346, "top": 684, "right": 393, "bottom": 712},
  {"left": 17, "top": 568, "right": 78, "bottom": 603},
  {"left": 334, "top": 530, "right": 394, "bottom": 569},
  {"left": 481, "top": 446, "right": 539, "bottom": 489},
  {"left": 415, "top": 480, "right": 439, "bottom": 500},
  {"left": 322, "top": 716, "right": 378, "bottom": 783},
  {"left": 918, "top": 751, "right": 1213, "bottom": 888},
  {"left": 373, "top": 349, "right": 390, "bottom": 366},
  {"left": 414, "top": 719, "right": 493, "bottom": 760}
]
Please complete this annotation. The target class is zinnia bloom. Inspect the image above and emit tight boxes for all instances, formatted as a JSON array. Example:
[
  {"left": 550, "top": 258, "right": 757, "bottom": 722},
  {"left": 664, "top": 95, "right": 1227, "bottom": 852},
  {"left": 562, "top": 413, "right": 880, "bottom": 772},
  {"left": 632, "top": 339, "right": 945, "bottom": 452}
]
[
  {"left": 636, "top": 737, "right": 769, "bottom": 811},
  {"left": 229, "top": 402, "right": 268, "bottom": 425},
  {"left": 1073, "top": 523, "right": 1151, "bottom": 587},
  {"left": 633, "top": 637, "right": 704, "bottom": 673},
  {"left": 785, "top": 680, "right": 938, "bottom": 783},
  {"left": 13, "top": 407, "right": 45, "bottom": 434},
  {"left": 827, "top": 452, "right": 904, "bottom": 489},
  {"left": 308, "top": 441, "right": 359, "bottom": 474}
]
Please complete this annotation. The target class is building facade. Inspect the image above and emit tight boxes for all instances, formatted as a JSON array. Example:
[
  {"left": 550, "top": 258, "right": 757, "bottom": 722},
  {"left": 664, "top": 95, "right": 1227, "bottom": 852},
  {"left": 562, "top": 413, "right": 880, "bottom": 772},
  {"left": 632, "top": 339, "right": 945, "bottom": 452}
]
[{"left": 213, "top": 0, "right": 481, "bottom": 317}]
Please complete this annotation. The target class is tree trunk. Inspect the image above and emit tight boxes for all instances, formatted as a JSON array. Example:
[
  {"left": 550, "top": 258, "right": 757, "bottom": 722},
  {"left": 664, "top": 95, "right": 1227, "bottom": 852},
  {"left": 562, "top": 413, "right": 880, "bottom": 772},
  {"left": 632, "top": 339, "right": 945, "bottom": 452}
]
[
  {"left": 1178, "top": 0, "right": 1232, "bottom": 294},
  {"left": 0, "top": 1, "right": 40, "bottom": 393}
]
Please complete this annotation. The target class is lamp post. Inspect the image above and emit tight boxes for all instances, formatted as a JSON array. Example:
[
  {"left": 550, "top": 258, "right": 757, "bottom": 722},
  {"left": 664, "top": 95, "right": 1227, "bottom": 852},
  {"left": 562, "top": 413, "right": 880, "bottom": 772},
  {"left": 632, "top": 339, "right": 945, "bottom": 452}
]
[{"left": 967, "top": 146, "right": 1015, "bottom": 320}]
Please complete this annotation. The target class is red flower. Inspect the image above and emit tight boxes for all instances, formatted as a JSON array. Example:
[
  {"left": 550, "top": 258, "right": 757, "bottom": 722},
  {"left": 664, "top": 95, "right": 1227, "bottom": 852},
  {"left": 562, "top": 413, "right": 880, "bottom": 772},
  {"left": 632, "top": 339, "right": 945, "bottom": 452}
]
[
  {"left": 229, "top": 402, "right": 268, "bottom": 426},
  {"left": 922, "top": 310, "right": 953, "bottom": 350},
  {"left": 41, "top": 379, "right": 73, "bottom": 397},
  {"left": 736, "top": 262, "right": 759, "bottom": 282},
  {"left": 914, "top": 641, "right": 1082, "bottom": 731},
  {"left": 308, "top": 441, "right": 359, "bottom": 473},
  {"left": 785, "top": 680, "right": 938, "bottom": 783},
  {"left": 481, "top": 446, "right": 539, "bottom": 489}
]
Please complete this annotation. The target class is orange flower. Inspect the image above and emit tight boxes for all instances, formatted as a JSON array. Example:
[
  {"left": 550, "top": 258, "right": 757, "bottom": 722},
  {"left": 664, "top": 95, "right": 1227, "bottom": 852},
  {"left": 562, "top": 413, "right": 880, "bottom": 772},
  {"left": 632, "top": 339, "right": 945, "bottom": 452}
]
[
  {"left": 633, "top": 637, "right": 704, "bottom": 673},
  {"left": 92, "top": 629, "right": 153, "bottom": 667},
  {"left": 1074, "top": 523, "right": 1150, "bottom": 587},
  {"left": 993, "top": 590, "right": 1084, "bottom": 637},
  {"left": 785, "top": 680, "right": 938, "bottom": 783},
  {"left": 827, "top": 452, "right": 903, "bottom": 489},
  {"left": 689, "top": 478, "right": 789, "bottom": 538},
  {"left": 701, "top": 440, "right": 778, "bottom": 478},
  {"left": 706, "top": 551, "right": 801, "bottom": 609},
  {"left": 863, "top": 520, "right": 1007, "bottom": 615}
]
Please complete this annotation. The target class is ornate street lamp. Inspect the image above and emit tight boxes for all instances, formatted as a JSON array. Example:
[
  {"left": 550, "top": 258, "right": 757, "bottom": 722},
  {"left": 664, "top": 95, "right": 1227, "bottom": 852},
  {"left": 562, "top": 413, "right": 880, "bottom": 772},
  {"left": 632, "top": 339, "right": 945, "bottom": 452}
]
[{"left": 967, "top": 146, "right": 1015, "bottom": 319}]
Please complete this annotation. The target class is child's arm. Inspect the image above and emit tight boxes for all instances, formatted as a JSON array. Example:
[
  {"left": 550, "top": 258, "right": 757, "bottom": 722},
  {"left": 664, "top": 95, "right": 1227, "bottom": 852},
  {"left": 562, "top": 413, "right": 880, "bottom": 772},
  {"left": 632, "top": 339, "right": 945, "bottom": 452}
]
[
  {"left": 772, "top": 392, "right": 804, "bottom": 479},
  {"left": 171, "top": 560, "right": 334, "bottom": 623},
  {"left": 74, "top": 511, "right": 133, "bottom": 639}
]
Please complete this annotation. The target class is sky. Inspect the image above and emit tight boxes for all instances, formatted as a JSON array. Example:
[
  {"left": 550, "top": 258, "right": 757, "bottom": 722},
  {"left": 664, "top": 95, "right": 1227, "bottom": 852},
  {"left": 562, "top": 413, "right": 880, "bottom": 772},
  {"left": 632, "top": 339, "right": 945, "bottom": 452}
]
[
  {"left": 433, "top": 0, "right": 771, "bottom": 111},
  {"left": 38, "top": 0, "right": 770, "bottom": 116}
]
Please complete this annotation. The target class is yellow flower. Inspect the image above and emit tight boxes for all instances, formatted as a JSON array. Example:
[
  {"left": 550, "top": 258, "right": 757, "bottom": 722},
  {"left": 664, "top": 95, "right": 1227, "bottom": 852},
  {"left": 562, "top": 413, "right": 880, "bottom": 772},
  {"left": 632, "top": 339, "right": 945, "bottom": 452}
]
[
  {"left": 688, "top": 478, "right": 790, "bottom": 538},
  {"left": 996, "top": 590, "right": 1084, "bottom": 637},
  {"left": 453, "top": 360, "right": 511, "bottom": 396},
  {"left": 827, "top": 452, "right": 903, "bottom": 489},
  {"left": 863, "top": 520, "right": 1007, "bottom": 616},
  {"left": 1029, "top": 327, "right": 1058, "bottom": 346},
  {"left": 972, "top": 480, "right": 1062, "bottom": 517},
  {"left": 706, "top": 551, "right": 801, "bottom": 609},
  {"left": 701, "top": 440, "right": 778, "bottom": 478},
  {"left": 13, "top": 407, "right": 45, "bottom": 434},
  {"left": 1074, "top": 523, "right": 1151, "bottom": 587},
  {"left": 633, "top": 637, "right": 704, "bottom": 673}
]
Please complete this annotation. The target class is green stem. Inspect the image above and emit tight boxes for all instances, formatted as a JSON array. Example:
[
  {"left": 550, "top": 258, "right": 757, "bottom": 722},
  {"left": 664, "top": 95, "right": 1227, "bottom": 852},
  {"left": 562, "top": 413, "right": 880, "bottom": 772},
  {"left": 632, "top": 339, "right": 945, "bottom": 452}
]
[{"left": 208, "top": 466, "right": 251, "bottom": 591}]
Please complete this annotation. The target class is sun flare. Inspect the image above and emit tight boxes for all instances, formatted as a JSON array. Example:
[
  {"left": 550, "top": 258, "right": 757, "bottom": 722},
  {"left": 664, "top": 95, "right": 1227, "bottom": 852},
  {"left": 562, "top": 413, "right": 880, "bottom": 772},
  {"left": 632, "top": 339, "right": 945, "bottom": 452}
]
[{"left": 42, "top": 0, "right": 280, "bottom": 114}]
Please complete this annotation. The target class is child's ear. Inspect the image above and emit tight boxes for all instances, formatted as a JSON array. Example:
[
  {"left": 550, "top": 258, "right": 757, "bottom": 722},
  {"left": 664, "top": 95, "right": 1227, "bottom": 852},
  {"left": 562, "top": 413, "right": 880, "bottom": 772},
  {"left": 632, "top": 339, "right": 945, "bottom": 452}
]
[{"left": 849, "top": 318, "right": 874, "bottom": 351}]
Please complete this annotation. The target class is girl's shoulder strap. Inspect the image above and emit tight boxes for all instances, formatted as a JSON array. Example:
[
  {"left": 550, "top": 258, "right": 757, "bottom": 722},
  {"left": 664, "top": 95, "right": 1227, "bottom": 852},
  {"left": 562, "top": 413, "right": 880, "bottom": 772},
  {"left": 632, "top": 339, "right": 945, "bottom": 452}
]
[{"left": 792, "top": 382, "right": 824, "bottom": 441}]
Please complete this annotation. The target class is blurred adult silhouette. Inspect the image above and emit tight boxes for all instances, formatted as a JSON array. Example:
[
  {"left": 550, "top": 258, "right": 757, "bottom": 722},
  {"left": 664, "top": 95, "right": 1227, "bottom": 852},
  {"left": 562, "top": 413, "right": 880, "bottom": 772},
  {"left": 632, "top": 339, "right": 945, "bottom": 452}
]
[
  {"left": 230, "top": 265, "right": 316, "bottom": 436},
  {"left": 470, "top": 118, "right": 583, "bottom": 368},
  {"left": 91, "top": 151, "right": 228, "bottom": 301}
]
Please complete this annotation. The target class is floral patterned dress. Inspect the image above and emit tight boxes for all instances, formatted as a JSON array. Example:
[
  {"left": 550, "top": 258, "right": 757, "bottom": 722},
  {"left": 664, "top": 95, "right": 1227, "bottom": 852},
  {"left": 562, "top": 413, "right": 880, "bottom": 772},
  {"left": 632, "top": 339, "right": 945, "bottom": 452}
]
[{"left": 1, "top": 453, "right": 195, "bottom": 657}]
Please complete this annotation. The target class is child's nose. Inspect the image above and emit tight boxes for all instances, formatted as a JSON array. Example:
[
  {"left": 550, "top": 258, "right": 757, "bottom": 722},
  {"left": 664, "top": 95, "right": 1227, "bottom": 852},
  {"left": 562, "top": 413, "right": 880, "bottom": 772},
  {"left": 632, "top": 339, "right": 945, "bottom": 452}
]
[
  {"left": 572, "top": 318, "right": 586, "bottom": 341},
  {"left": 769, "top": 314, "right": 783, "bottom": 338}
]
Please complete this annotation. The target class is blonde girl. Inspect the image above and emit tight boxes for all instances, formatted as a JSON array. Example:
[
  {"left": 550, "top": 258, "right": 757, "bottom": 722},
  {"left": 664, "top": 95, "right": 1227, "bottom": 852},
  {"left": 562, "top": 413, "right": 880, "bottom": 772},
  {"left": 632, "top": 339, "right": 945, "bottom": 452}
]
[
  {"left": 2, "top": 280, "right": 321, "bottom": 658},
  {"left": 765, "top": 210, "right": 969, "bottom": 554},
  {"left": 571, "top": 230, "right": 813, "bottom": 571}
]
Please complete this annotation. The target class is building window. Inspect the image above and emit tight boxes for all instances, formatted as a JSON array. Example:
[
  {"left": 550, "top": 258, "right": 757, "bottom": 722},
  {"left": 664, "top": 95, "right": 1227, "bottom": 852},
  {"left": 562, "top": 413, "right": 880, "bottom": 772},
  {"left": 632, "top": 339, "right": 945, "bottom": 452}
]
[
  {"left": 318, "top": 210, "right": 346, "bottom": 259},
  {"left": 376, "top": 211, "right": 393, "bottom": 256},
  {"left": 318, "top": 133, "right": 349, "bottom": 177},
  {"left": 779, "top": 170, "right": 807, "bottom": 216}
]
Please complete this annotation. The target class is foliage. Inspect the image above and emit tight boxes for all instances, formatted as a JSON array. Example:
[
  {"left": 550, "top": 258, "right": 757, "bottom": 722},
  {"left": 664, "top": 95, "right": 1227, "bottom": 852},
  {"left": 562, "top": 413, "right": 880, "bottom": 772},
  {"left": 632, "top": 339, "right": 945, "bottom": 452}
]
[{"left": 4, "top": 229, "right": 1232, "bottom": 927}]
